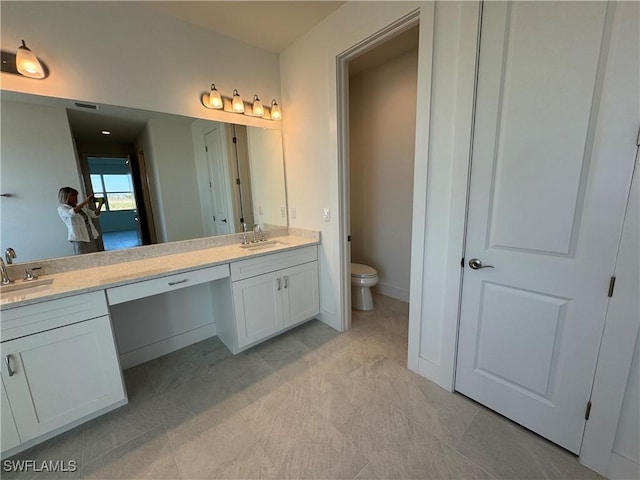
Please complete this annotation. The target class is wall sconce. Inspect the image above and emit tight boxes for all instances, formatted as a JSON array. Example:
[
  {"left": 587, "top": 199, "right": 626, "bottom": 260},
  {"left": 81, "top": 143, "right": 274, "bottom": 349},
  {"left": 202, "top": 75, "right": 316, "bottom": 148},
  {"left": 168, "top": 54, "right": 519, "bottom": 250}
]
[
  {"left": 252, "top": 95, "right": 264, "bottom": 117},
  {"left": 231, "top": 89, "right": 245, "bottom": 113},
  {"left": 208, "top": 83, "right": 223, "bottom": 109},
  {"left": 201, "top": 84, "right": 282, "bottom": 120},
  {"left": 270, "top": 99, "right": 282, "bottom": 120},
  {"left": 1, "top": 40, "right": 47, "bottom": 79}
]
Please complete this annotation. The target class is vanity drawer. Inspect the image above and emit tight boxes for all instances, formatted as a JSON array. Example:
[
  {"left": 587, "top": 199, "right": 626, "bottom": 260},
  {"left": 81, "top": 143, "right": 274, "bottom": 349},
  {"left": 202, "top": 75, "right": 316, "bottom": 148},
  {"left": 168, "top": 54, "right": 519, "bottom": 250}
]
[
  {"left": 106, "top": 264, "right": 230, "bottom": 305},
  {"left": 1, "top": 291, "right": 109, "bottom": 342},
  {"left": 231, "top": 245, "right": 318, "bottom": 281}
]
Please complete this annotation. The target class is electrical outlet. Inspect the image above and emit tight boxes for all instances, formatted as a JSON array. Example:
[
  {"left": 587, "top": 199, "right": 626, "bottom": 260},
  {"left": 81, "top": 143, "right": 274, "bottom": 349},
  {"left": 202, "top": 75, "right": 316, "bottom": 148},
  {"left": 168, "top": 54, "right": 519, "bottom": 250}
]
[
  {"left": 281, "top": 206, "right": 286, "bottom": 218},
  {"left": 258, "top": 205, "right": 263, "bottom": 215},
  {"left": 323, "top": 207, "right": 330, "bottom": 222},
  {"left": 291, "top": 207, "right": 297, "bottom": 219}
]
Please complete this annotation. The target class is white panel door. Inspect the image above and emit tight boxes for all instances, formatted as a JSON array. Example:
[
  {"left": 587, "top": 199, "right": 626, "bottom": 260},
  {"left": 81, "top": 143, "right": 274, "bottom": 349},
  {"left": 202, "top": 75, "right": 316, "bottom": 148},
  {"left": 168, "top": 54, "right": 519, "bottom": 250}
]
[
  {"left": 456, "top": 1, "right": 639, "bottom": 454},
  {"left": 204, "top": 127, "right": 232, "bottom": 235},
  {"left": 1, "top": 379, "right": 20, "bottom": 453}
]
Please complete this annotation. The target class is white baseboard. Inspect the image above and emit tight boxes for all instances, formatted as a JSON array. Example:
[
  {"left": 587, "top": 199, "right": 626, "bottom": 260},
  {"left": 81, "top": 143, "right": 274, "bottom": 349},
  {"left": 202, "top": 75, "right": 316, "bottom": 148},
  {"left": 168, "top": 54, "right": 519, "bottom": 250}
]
[
  {"left": 119, "top": 323, "right": 216, "bottom": 369},
  {"left": 373, "top": 283, "right": 410, "bottom": 302},
  {"left": 608, "top": 452, "right": 639, "bottom": 480}
]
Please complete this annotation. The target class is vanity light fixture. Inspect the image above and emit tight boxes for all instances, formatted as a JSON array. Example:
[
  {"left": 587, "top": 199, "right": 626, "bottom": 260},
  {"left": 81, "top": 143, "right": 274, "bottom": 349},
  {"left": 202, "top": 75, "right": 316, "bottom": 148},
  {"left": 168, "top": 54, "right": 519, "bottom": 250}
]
[
  {"left": 16, "top": 40, "right": 45, "bottom": 79},
  {"left": 1, "top": 39, "right": 47, "bottom": 79},
  {"left": 232, "top": 89, "right": 245, "bottom": 113},
  {"left": 208, "top": 83, "right": 223, "bottom": 109},
  {"left": 252, "top": 94, "right": 264, "bottom": 117},
  {"left": 270, "top": 99, "right": 282, "bottom": 120},
  {"left": 200, "top": 84, "right": 281, "bottom": 120}
]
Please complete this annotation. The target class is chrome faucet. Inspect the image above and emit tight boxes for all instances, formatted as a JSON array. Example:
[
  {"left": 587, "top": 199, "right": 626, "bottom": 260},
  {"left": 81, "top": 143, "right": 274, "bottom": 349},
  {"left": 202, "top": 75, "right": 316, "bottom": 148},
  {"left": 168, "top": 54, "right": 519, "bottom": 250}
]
[
  {"left": 5, "top": 247, "right": 16, "bottom": 264},
  {"left": 241, "top": 222, "right": 249, "bottom": 245},
  {"left": 0, "top": 259, "right": 12, "bottom": 285}
]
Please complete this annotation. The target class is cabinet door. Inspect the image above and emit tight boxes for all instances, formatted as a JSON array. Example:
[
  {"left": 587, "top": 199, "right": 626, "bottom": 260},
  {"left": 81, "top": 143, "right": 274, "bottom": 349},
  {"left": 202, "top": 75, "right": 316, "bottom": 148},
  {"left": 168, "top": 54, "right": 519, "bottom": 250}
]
[
  {"left": 2, "top": 316, "right": 125, "bottom": 443},
  {"left": 1, "top": 378, "right": 20, "bottom": 453},
  {"left": 282, "top": 262, "right": 320, "bottom": 328},
  {"left": 233, "top": 272, "right": 284, "bottom": 349}
]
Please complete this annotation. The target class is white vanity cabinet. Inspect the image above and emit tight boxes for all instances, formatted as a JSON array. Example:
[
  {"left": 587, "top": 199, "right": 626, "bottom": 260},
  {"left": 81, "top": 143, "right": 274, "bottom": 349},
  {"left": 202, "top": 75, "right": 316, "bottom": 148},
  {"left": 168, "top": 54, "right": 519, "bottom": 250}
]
[
  {"left": 1, "top": 380, "right": 20, "bottom": 452},
  {"left": 224, "top": 246, "right": 320, "bottom": 352},
  {"left": 1, "top": 291, "right": 125, "bottom": 456}
]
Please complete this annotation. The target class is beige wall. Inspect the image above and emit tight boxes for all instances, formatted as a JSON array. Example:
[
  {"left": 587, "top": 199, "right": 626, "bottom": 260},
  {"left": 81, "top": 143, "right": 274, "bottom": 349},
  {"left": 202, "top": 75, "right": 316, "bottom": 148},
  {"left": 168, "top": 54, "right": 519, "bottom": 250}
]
[
  {"left": 0, "top": 2, "right": 281, "bottom": 128},
  {"left": 144, "top": 118, "right": 203, "bottom": 243},
  {"left": 0, "top": 100, "right": 81, "bottom": 261},
  {"left": 349, "top": 49, "right": 418, "bottom": 302}
]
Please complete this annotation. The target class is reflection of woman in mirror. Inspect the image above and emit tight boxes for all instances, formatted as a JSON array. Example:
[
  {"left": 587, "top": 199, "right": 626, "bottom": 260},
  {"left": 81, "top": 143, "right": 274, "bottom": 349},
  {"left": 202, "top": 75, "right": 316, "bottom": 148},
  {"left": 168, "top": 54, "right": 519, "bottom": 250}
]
[{"left": 57, "top": 187, "right": 105, "bottom": 255}]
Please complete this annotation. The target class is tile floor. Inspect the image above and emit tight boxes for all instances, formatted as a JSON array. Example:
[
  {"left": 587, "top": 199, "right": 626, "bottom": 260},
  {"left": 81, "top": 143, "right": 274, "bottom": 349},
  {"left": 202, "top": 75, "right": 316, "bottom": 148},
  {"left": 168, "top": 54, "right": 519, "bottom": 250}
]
[
  {"left": 5, "top": 294, "right": 601, "bottom": 479},
  {"left": 102, "top": 230, "right": 141, "bottom": 251}
]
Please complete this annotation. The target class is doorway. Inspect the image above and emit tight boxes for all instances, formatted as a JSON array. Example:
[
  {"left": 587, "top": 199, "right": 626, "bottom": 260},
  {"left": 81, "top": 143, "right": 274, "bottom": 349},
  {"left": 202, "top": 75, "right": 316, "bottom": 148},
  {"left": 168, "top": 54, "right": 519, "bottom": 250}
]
[
  {"left": 337, "top": 11, "right": 420, "bottom": 335},
  {"left": 87, "top": 156, "right": 143, "bottom": 251},
  {"left": 455, "top": 1, "right": 637, "bottom": 454}
]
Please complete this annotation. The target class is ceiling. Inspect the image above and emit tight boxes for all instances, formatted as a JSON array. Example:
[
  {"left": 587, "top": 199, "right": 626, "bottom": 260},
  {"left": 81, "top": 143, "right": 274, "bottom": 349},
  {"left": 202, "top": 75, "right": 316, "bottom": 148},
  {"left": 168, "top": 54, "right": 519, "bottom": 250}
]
[{"left": 145, "top": 1, "right": 345, "bottom": 53}]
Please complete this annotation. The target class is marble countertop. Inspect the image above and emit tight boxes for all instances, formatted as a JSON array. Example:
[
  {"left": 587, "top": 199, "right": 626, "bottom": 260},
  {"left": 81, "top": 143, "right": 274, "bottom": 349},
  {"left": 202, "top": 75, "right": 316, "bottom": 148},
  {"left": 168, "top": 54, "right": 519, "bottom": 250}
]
[{"left": 0, "top": 233, "right": 319, "bottom": 310}]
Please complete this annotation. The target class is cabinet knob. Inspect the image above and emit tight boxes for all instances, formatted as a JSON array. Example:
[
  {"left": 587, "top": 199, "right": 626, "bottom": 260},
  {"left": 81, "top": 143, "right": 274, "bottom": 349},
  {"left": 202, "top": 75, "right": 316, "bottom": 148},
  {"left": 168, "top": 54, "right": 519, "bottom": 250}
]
[{"left": 5, "top": 354, "right": 15, "bottom": 377}]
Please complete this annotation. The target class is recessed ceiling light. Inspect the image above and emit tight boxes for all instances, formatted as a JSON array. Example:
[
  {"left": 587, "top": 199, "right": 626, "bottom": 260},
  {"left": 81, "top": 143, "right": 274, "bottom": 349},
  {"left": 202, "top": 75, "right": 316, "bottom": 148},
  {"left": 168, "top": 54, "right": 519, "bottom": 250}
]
[{"left": 101, "top": 130, "right": 111, "bottom": 135}]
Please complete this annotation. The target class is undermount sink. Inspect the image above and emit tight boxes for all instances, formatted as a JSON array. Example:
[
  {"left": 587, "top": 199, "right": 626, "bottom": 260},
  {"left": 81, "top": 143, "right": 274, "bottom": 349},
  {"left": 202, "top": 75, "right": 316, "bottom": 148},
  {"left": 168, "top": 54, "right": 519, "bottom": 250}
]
[
  {"left": 239, "top": 240, "right": 289, "bottom": 251},
  {"left": 0, "top": 278, "right": 54, "bottom": 299}
]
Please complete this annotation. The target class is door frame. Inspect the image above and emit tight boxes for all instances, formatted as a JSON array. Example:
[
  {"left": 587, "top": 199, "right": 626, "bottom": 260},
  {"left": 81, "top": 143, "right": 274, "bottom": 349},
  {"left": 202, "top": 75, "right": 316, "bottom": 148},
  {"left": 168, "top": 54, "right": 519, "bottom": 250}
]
[{"left": 336, "top": 8, "right": 422, "bottom": 332}]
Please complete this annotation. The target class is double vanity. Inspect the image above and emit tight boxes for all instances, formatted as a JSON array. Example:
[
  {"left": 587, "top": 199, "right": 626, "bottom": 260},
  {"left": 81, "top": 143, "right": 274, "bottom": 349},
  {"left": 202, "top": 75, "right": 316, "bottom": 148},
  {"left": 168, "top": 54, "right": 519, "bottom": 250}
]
[{"left": 0, "top": 229, "right": 320, "bottom": 458}]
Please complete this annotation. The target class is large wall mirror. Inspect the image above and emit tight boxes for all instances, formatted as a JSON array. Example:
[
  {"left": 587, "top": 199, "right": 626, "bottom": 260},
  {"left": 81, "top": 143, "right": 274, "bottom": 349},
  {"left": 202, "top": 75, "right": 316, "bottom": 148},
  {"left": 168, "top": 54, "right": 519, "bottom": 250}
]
[{"left": 0, "top": 91, "right": 288, "bottom": 263}]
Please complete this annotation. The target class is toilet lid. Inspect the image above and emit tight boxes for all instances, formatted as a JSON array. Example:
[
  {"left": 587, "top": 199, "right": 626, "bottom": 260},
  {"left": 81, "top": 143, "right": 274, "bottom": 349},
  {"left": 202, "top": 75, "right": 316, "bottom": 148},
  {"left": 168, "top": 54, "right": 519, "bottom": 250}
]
[{"left": 351, "top": 263, "right": 377, "bottom": 277}]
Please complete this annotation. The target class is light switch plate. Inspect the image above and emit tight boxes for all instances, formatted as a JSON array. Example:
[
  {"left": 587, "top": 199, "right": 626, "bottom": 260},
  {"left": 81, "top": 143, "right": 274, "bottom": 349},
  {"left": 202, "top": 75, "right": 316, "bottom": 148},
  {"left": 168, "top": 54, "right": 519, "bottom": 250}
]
[
  {"left": 281, "top": 206, "right": 286, "bottom": 218},
  {"left": 323, "top": 207, "right": 330, "bottom": 221},
  {"left": 291, "top": 207, "right": 297, "bottom": 219}
]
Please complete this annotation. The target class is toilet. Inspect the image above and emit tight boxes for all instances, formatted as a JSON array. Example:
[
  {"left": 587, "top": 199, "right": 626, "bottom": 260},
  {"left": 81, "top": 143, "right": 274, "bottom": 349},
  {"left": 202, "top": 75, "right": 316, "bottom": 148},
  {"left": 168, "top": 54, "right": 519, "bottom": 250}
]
[{"left": 351, "top": 263, "right": 379, "bottom": 311}]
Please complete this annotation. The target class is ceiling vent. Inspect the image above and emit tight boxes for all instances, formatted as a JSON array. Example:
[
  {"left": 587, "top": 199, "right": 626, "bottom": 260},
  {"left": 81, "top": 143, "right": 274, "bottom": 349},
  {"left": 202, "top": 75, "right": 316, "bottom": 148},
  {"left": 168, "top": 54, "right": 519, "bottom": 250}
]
[{"left": 74, "top": 102, "right": 98, "bottom": 110}]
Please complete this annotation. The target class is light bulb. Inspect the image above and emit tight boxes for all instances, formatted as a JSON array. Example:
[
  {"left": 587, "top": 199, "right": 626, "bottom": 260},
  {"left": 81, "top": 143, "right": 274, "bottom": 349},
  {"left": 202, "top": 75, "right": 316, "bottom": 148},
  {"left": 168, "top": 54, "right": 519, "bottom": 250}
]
[
  {"left": 16, "top": 40, "right": 45, "bottom": 79},
  {"left": 270, "top": 99, "right": 282, "bottom": 120},
  {"left": 232, "top": 89, "right": 245, "bottom": 113},
  {"left": 252, "top": 94, "right": 264, "bottom": 117},
  {"left": 208, "top": 83, "right": 223, "bottom": 109}
]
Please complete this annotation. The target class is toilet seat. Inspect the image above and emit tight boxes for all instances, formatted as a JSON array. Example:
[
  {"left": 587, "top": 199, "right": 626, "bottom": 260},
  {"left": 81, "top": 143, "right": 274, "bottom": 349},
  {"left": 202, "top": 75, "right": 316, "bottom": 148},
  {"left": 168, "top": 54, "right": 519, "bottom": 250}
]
[{"left": 351, "top": 263, "right": 377, "bottom": 278}]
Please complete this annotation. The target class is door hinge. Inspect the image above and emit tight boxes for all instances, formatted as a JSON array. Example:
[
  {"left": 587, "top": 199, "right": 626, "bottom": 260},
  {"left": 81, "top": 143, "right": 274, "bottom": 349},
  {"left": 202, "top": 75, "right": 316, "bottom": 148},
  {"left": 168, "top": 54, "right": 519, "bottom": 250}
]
[
  {"left": 232, "top": 136, "right": 237, "bottom": 144},
  {"left": 585, "top": 400, "right": 592, "bottom": 421},
  {"left": 461, "top": 257, "right": 465, "bottom": 268},
  {"left": 236, "top": 178, "right": 241, "bottom": 185},
  {"left": 608, "top": 276, "right": 616, "bottom": 298},
  {"left": 347, "top": 235, "right": 351, "bottom": 242},
  {"left": 205, "top": 146, "right": 208, "bottom": 152}
]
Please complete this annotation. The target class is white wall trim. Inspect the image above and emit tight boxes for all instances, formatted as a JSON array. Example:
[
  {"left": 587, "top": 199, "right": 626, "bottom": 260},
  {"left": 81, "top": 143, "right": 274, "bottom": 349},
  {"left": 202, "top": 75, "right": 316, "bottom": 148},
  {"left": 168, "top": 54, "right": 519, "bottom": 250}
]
[
  {"left": 407, "top": 1, "right": 481, "bottom": 390},
  {"left": 607, "top": 452, "right": 640, "bottom": 480},
  {"left": 118, "top": 323, "right": 216, "bottom": 369},
  {"left": 578, "top": 1, "right": 639, "bottom": 473},
  {"left": 374, "top": 284, "right": 410, "bottom": 303},
  {"left": 581, "top": 157, "right": 639, "bottom": 473},
  {"left": 406, "top": 2, "right": 436, "bottom": 374}
]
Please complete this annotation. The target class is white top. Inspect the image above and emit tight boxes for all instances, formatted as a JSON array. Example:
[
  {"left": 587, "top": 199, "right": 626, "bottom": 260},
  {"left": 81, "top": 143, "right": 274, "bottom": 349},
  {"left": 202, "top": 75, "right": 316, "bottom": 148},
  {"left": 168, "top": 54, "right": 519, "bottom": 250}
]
[
  {"left": 57, "top": 204, "right": 100, "bottom": 242},
  {"left": 351, "top": 263, "right": 377, "bottom": 277}
]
